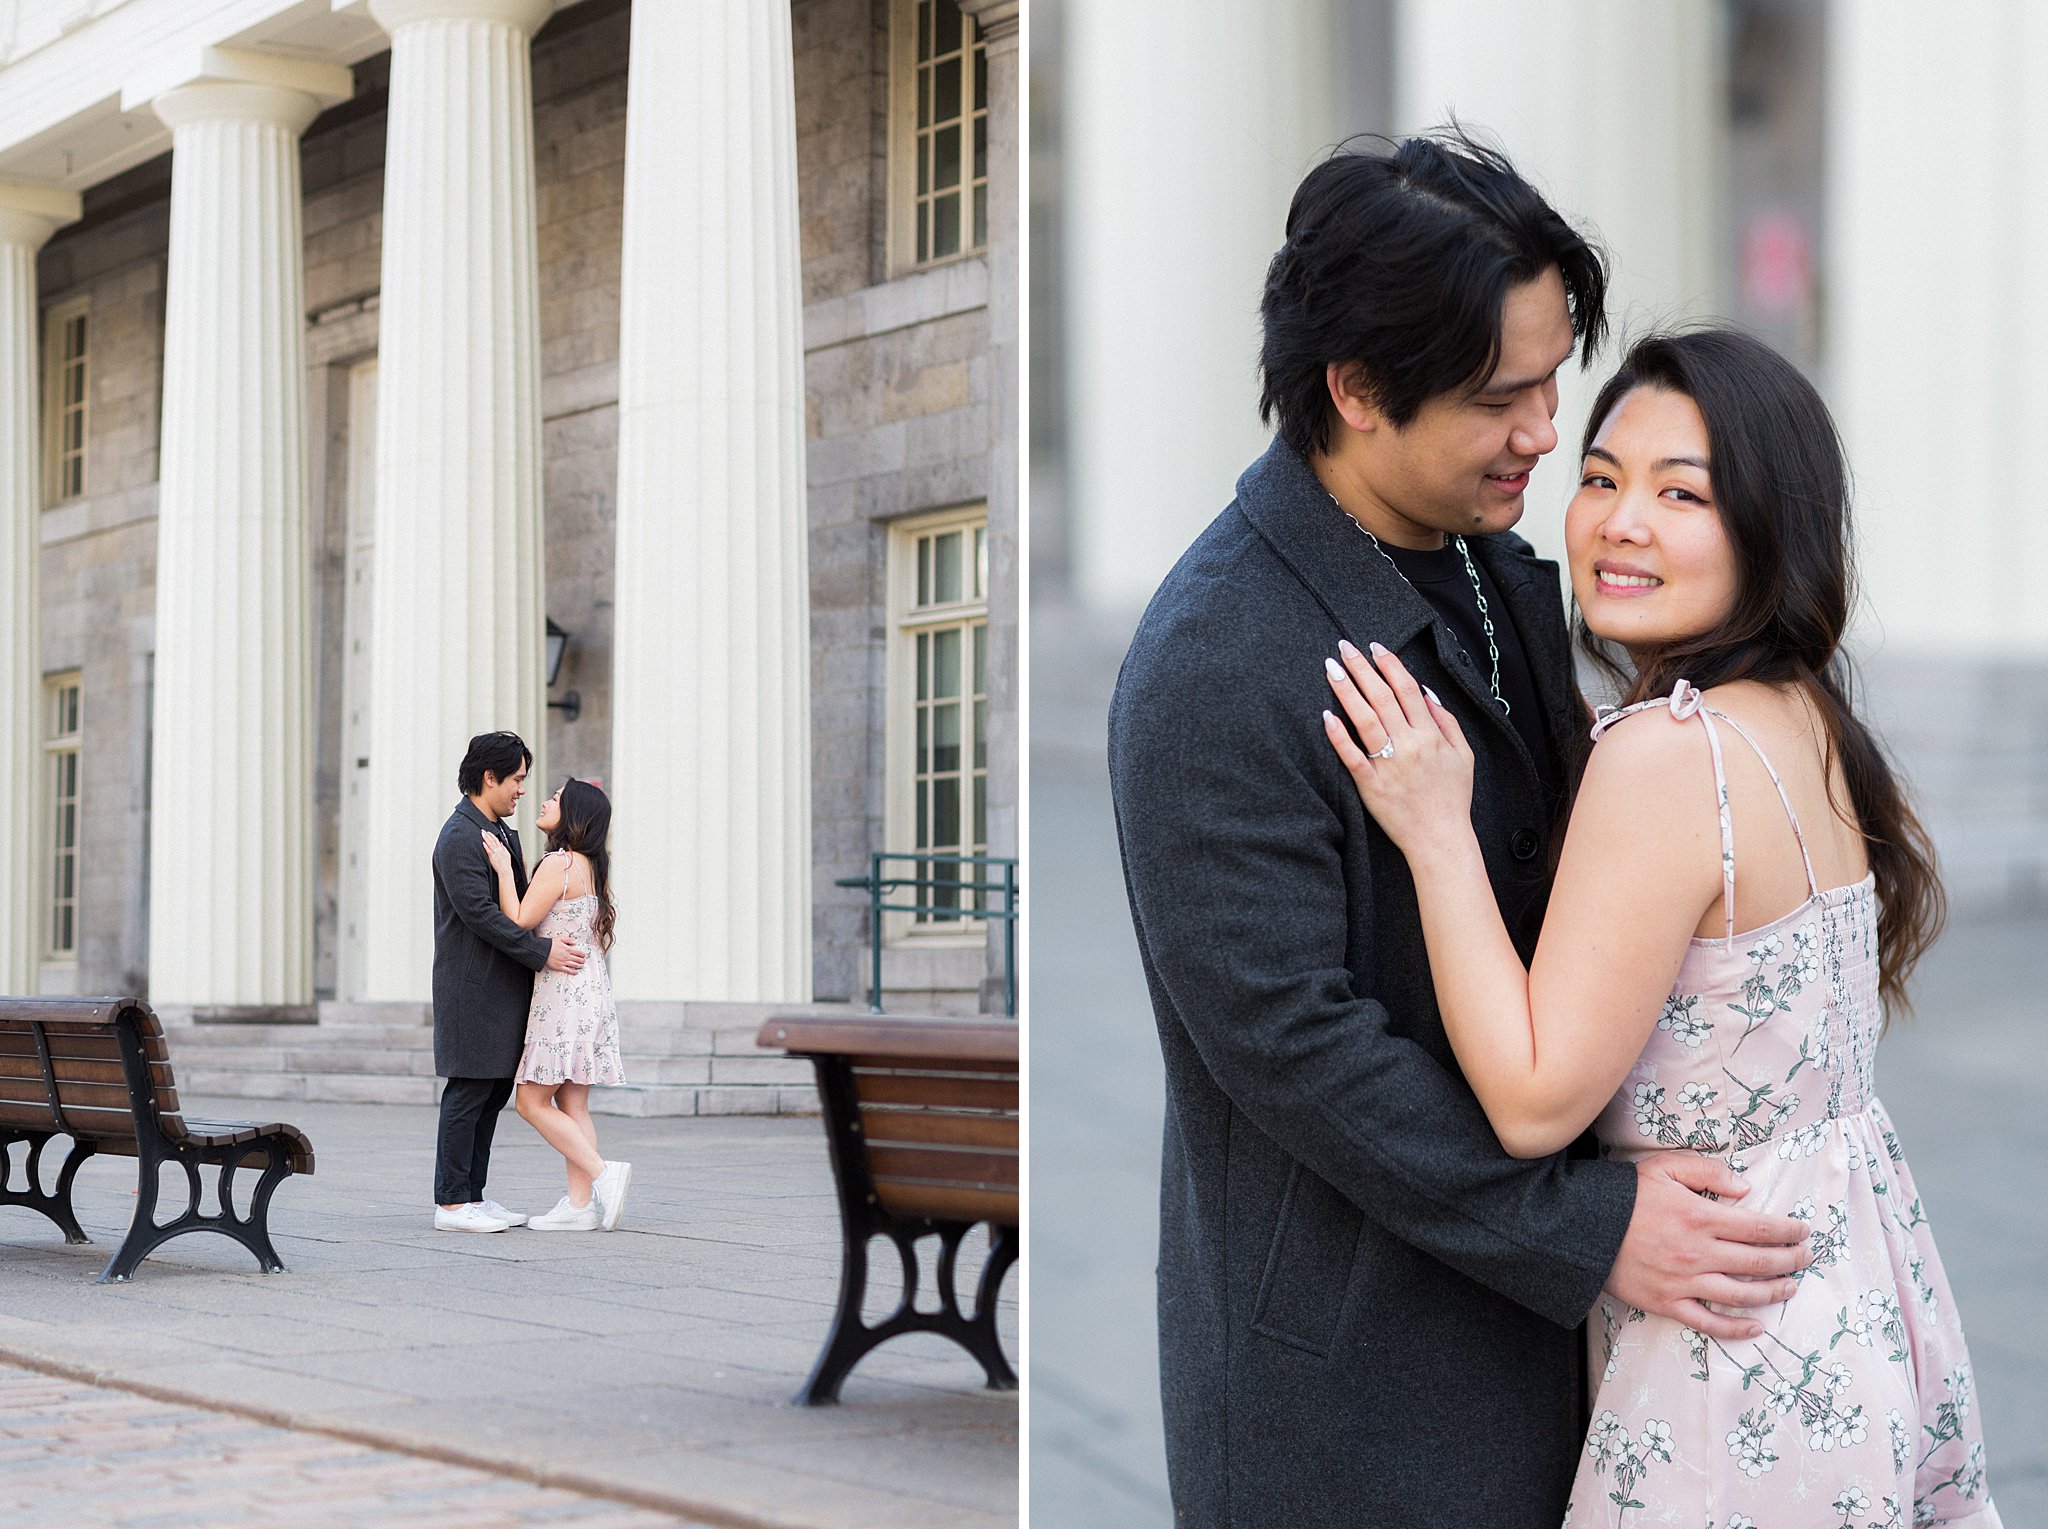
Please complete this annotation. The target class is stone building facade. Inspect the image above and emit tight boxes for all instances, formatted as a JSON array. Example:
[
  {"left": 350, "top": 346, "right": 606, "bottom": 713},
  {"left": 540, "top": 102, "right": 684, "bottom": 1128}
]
[{"left": 1, "top": 0, "right": 1020, "bottom": 1056}]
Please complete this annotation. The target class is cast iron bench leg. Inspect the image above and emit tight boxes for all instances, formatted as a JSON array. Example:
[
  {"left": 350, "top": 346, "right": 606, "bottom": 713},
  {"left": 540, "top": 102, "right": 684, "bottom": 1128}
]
[
  {"left": 230, "top": 1143, "right": 292, "bottom": 1274},
  {"left": 796, "top": 1219, "right": 1017, "bottom": 1404},
  {"left": 966, "top": 1223, "right": 1019, "bottom": 1390},
  {"left": 99, "top": 1138, "right": 293, "bottom": 1283},
  {"left": 795, "top": 1223, "right": 903, "bottom": 1406},
  {"left": 0, "top": 1130, "right": 96, "bottom": 1246}
]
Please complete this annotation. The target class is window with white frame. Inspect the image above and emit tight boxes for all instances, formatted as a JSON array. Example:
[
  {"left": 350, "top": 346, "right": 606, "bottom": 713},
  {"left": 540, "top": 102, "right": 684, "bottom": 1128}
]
[
  {"left": 892, "top": 0, "right": 988, "bottom": 273},
  {"left": 44, "top": 298, "right": 88, "bottom": 503},
  {"left": 45, "top": 675, "right": 81, "bottom": 961},
  {"left": 890, "top": 507, "right": 989, "bottom": 927}
]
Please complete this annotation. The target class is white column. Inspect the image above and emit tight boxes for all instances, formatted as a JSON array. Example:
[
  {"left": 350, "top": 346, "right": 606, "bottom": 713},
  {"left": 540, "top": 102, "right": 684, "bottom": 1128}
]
[
  {"left": 1827, "top": 3, "right": 2048, "bottom": 657},
  {"left": 1065, "top": 0, "right": 1345, "bottom": 610},
  {"left": 1392, "top": 0, "right": 1724, "bottom": 569},
  {"left": 607, "top": 0, "right": 812, "bottom": 1002},
  {"left": 0, "top": 183, "right": 80, "bottom": 995},
  {"left": 143, "top": 58, "right": 348, "bottom": 1007},
  {"left": 361, "top": 0, "right": 553, "bottom": 1001}
]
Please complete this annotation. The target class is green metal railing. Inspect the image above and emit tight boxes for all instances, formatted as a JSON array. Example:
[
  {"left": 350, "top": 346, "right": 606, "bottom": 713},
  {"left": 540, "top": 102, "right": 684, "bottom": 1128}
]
[{"left": 835, "top": 853, "right": 1019, "bottom": 1018}]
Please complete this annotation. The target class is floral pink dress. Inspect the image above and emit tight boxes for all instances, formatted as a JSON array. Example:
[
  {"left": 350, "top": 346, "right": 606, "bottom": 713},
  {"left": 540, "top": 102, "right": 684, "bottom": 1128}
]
[
  {"left": 1566, "top": 683, "right": 2000, "bottom": 1529},
  {"left": 515, "top": 851, "right": 624, "bottom": 1087}
]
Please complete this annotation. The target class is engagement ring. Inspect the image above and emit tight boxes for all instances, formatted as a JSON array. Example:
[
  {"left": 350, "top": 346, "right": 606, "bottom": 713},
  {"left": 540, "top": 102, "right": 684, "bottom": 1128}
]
[{"left": 1371, "top": 742, "right": 1395, "bottom": 760}]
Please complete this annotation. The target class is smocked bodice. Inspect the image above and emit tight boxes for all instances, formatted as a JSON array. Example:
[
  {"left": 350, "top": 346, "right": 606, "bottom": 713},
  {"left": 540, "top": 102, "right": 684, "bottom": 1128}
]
[{"left": 1596, "top": 871, "right": 1883, "bottom": 1164}]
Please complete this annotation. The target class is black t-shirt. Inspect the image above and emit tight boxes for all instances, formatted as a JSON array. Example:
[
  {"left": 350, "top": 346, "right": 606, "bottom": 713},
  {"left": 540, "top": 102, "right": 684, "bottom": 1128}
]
[{"left": 1381, "top": 537, "right": 1560, "bottom": 803}]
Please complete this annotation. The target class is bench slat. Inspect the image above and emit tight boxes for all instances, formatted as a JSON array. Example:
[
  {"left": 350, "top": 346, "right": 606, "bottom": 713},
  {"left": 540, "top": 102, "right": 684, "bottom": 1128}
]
[
  {"left": 873, "top": 1181, "right": 1018, "bottom": 1225},
  {"left": 0, "top": 1054, "right": 128, "bottom": 1086},
  {"left": 0, "top": 1100, "right": 62, "bottom": 1131},
  {"left": 853, "top": 1069, "right": 1017, "bottom": 1112},
  {"left": 867, "top": 1143, "right": 1017, "bottom": 1191},
  {"left": 14, "top": 1103, "right": 138, "bottom": 1137},
  {"left": 47, "top": 1081, "right": 134, "bottom": 1112},
  {"left": 760, "top": 1016, "right": 1018, "bottom": 1064},
  {"left": 842, "top": 1053, "right": 1017, "bottom": 1076},
  {"left": 858, "top": 1106, "right": 1018, "bottom": 1151}
]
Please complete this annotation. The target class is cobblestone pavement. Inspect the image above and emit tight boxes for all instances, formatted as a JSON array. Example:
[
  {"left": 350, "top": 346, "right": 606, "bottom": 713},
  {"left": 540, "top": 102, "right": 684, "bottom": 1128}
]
[
  {"left": 0, "top": 1364, "right": 698, "bottom": 1527},
  {"left": 0, "top": 1107, "right": 1016, "bottom": 1529},
  {"left": 1029, "top": 607, "right": 2048, "bottom": 1527}
]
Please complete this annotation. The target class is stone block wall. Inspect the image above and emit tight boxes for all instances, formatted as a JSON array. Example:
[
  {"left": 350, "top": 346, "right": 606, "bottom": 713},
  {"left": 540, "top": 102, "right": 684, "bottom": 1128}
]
[
  {"left": 33, "top": 166, "right": 170, "bottom": 996},
  {"left": 795, "top": 0, "right": 1000, "bottom": 1002}
]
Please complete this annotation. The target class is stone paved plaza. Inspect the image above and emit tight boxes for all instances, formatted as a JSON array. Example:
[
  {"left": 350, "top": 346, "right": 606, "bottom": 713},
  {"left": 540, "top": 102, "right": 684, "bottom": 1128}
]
[
  {"left": 1030, "top": 608, "right": 2048, "bottom": 1527},
  {"left": 0, "top": 1104, "right": 1017, "bottom": 1528},
  {"left": 0, "top": 1365, "right": 696, "bottom": 1528}
]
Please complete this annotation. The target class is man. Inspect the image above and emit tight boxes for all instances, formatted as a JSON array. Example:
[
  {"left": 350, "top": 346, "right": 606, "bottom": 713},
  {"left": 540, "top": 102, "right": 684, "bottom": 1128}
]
[
  {"left": 430, "top": 731, "right": 584, "bottom": 1233},
  {"left": 1107, "top": 131, "right": 1814, "bottom": 1526}
]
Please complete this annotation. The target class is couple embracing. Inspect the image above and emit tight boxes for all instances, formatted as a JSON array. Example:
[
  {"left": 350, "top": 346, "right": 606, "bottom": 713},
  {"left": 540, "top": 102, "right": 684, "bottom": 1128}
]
[
  {"left": 429, "top": 731, "right": 631, "bottom": 1236},
  {"left": 1109, "top": 131, "right": 2002, "bottom": 1526}
]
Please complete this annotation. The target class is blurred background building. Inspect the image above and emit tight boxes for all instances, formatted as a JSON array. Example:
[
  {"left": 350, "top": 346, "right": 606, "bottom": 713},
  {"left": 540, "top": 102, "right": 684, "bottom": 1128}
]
[
  {"left": 0, "top": 0, "right": 1020, "bottom": 1114},
  {"left": 1032, "top": 0, "right": 2047, "bottom": 1520}
]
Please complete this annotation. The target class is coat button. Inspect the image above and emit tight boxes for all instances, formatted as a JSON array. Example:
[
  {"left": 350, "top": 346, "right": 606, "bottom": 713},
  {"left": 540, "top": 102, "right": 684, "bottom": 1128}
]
[{"left": 1510, "top": 828, "right": 1539, "bottom": 862}]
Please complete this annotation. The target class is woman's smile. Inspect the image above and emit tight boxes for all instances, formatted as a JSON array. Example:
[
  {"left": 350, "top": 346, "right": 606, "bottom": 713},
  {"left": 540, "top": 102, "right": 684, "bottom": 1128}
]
[{"left": 1591, "top": 560, "right": 1664, "bottom": 596}]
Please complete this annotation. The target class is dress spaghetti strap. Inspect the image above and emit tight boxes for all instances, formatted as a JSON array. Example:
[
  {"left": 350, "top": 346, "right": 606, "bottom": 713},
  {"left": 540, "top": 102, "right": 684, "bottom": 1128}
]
[{"left": 1590, "top": 679, "right": 1820, "bottom": 947}]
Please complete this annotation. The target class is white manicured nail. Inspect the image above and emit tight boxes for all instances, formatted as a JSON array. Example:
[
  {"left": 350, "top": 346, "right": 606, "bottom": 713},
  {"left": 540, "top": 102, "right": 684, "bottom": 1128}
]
[{"left": 1423, "top": 685, "right": 1441, "bottom": 706}]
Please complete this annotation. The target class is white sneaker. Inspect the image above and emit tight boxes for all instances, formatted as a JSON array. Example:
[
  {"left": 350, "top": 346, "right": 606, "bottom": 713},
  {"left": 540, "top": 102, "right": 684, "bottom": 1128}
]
[
  {"left": 478, "top": 1200, "right": 528, "bottom": 1227},
  {"left": 528, "top": 1195, "right": 600, "bottom": 1232},
  {"left": 591, "top": 1161, "right": 633, "bottom": 1231},
  {"left": 434, "top": 1203, "right": 511, "bottom": 1233}
]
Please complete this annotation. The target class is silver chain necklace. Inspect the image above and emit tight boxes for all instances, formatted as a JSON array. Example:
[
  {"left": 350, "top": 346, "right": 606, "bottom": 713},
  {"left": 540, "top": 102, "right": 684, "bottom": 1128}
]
[{"left": 1329, "top": 492, "right": 1509, "bottom": 716}]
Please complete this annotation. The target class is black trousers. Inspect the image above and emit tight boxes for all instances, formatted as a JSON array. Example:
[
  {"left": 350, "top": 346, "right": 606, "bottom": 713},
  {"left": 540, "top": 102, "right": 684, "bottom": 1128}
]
[{"left": 435, "top": 1075, "right": 515, "bottom": 1205}]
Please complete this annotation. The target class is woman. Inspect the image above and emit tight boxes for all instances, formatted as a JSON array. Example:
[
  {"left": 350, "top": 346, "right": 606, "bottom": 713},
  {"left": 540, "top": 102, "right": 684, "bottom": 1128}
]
[
  {"left": 481, "top": 777, "right": 631, "bottom": 1232},
  {"left": 1322, "top": 330, "right": 1999, "bottom": 1526}
]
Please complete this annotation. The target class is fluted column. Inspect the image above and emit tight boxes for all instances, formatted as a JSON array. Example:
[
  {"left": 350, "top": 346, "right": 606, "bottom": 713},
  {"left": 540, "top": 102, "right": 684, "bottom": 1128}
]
[
  {"left": 957, "top": 0, "right": 1019, "bottom": 1011},
  {"left": 0, "top": 183, "right": 80, "bottom": 995},
  {"left": 361, "top": 0, "right": 553, "bottom": 1001},
  {"left": 1065, "top": 0, "right": 1345, "bottom": 609},
  {"left": 607, "top": 0, "right": 811, "bottom": 1001},
  {"left": 146, "top": 63, "right": 346, "bottom": 1008},
  {"left": 1392, "top": 0, "right": 1723, "bottom": 568}
]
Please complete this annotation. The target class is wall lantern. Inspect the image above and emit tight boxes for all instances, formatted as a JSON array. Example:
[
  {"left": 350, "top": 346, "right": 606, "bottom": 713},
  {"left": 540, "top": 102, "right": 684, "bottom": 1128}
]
[{"left": 545, "top": 617, "right": 581, "bottom": 722}]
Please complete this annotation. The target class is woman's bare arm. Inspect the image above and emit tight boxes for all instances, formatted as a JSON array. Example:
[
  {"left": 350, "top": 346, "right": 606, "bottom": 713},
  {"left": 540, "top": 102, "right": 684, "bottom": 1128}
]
[
  {"left": 508, "top": 850, "right": 569, "bottom": 930},
  {"left": 1326, "top": 644, "right": 1722, "bottom": 1156}
]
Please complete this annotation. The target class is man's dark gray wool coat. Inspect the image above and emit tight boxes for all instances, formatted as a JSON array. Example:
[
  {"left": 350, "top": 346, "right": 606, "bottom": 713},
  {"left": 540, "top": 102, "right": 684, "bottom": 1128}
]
[
  {"left": 431, "top": 799, "right": 551, "bottom": 1079},
  {"left": 1108, "top": 439, "right": 1640, "bottom": 1528}
]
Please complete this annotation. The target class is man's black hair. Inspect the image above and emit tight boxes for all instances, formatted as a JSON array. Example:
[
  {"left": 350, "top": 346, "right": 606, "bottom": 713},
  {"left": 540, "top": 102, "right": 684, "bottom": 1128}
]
[
  {"left": 1258, "top": 125, "right": 1609, "bottom": 457},
  {"left": 457, "top": 731, "right": 532, "bottom": 796}
]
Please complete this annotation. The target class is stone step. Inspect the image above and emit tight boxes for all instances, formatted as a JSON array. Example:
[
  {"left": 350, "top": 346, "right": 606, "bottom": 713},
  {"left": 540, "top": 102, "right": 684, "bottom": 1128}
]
[
  {"left": 156, "top": 994, "right": 900, "bottom": 1118},
  {"left": 166, "top": 1034, "right": 769, "bottom": 1069},
  {"left": 166, "top": 1021, "right": 436, "bottom": 1049},
  {"left": 588, "top": 1084, "right": 815, "bottom": 1119},
  {"left": 280, "top": 1049, "right": 439, "bottom": 1076},
  {"left": 177, "top": 1068, "right": 807, "bottom": 1117}
]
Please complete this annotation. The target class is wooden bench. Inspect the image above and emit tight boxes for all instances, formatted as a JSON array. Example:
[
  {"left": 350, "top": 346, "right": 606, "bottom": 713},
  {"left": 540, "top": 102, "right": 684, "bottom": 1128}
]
[
  {"left": 0, "top": 997, "right": 314, "bottom": 1282},
  {"left": 758, "top": 1014, "right": 1019, "bottom": 1405}
]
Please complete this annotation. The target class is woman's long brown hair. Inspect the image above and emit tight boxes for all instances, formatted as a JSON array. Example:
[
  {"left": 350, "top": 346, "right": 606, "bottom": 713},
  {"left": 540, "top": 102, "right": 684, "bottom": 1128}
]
[
  {"left": 1573, "top": 330, "right": 1944, "bottom": 1014},
  {"left": 546, "top": 777, "right": 617, "bottom": 953}
]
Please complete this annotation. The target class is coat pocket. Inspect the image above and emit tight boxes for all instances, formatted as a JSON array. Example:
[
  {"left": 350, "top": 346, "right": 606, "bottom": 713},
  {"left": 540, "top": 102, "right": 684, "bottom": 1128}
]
[
  {"left": 1249, "top": 1160, "right": 1363, "bottom": 1358},
  {"left": 462, "top": 937, "right": 490, "bottom": 987}
]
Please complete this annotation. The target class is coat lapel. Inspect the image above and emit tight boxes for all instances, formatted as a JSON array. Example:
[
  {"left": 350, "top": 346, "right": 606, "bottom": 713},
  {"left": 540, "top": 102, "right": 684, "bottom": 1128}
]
[
  {"left": 455, "top": 797, "right": 530, "bottom": 898},
  {"left": 1228, "top": 440, "right": 1581, "bottom": 802},
  {"left": 1233, "top": 438, "right": 1437, "bottom": 659},
  {"left": 1234, "top": 437, "right": 1583, "bottom": 791}
]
